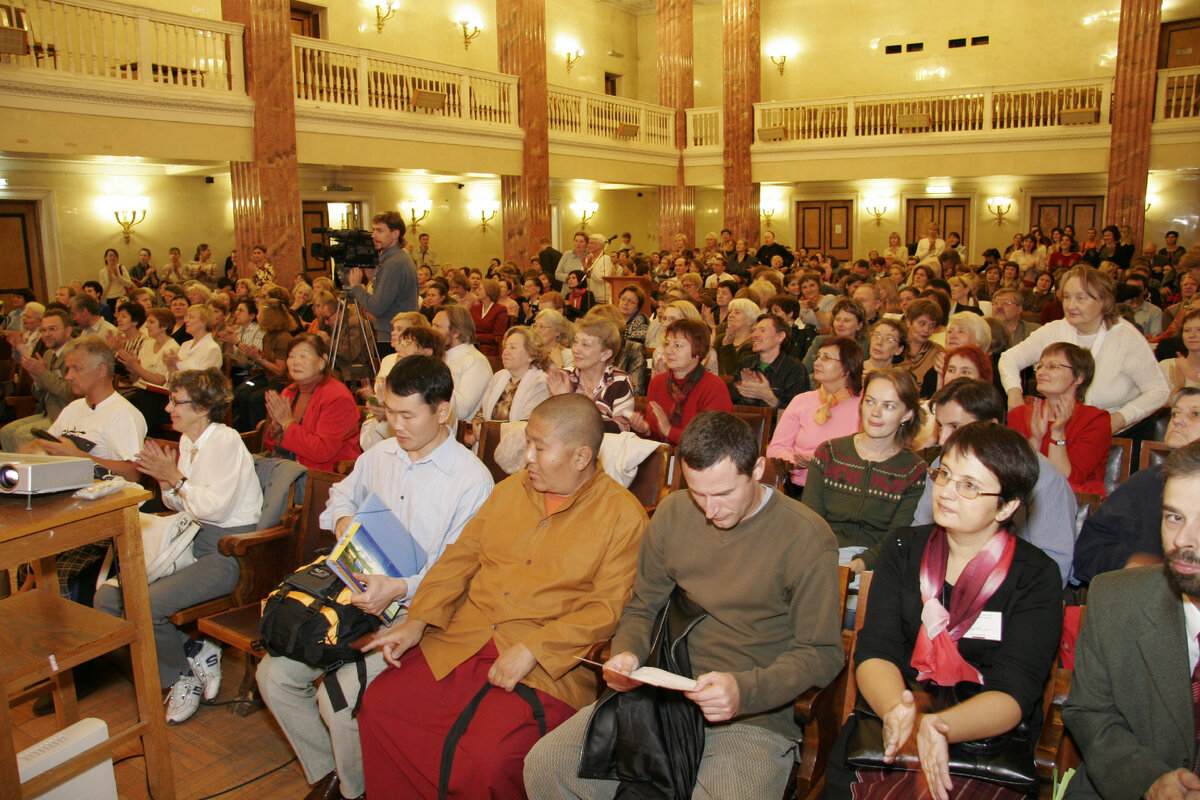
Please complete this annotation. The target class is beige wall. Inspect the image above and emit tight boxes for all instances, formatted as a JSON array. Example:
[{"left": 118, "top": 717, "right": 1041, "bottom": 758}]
[{"left": 2, "top": 164, "right": 235, "bottom": 292}]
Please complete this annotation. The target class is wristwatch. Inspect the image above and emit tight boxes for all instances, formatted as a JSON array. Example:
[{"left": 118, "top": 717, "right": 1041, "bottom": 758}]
[
  {"left": 1050, "top": 438, "right": 1067, "bottom": 447},
  {"left": 170, "top": 476, "right": 188, "bottom": 493}
]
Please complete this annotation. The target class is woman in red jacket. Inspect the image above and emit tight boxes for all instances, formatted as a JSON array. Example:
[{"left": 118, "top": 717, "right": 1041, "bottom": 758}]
[
  {"left": 469, "top": 278, "right": 510, "bottom": 356},
  {"left": 263, "top": 333, "right": 362, "bottom": 472},
  {"left": 1007, "top": 342, "right": 1110, "bottom": 496},
  {"left": 627, "top": 318, "right": 732, "bottom": 444}
]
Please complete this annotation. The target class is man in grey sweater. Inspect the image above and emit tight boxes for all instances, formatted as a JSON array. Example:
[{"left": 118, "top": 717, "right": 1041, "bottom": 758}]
[
  {"left": 525, "top": 410, "right": 844, "bottom": 799},
  {"left": 346, "top": 210, "right": 418, "bottom": 356}
]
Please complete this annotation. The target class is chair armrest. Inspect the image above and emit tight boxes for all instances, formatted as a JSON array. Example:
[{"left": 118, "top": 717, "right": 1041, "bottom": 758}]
[
  {"left": 792, "top": 658, "right": 851, "bottom": 799},
  {"left": 218, "top": 524, "right": 299, "bottom": 606}
]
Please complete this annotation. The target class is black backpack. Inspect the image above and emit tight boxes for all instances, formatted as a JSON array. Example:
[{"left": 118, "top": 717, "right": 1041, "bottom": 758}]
[{"left": 257, "top": 558, "right": 382, "bottom": 712}]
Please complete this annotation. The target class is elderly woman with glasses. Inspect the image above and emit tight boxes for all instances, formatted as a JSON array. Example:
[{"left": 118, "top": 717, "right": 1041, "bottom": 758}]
[{"left": 1007, "top": 342, "right": 1110, "bottom": 496}]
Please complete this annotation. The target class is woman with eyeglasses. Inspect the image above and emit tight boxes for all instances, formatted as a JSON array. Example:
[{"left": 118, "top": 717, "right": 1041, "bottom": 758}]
[
  {"left": 802, "top": 368, "right": 927, "bottom": 572},
  {"left": 1007, "top": 343, "right": 1110, "bottom": 496},
  {"left": 822, "top": 422, "right": 1061, "bottom": 800},
  {"left": 999, "top": 265, "right": 1169, "bottom": 435},
  {"left": 767, "top": 336, "right": 864, "bottom": 496},
  {"left": 864, "top": 319, "right": 906, "bottom": 375}
]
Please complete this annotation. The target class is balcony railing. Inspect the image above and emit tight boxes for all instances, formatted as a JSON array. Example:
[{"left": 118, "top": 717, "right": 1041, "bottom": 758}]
[
  {"left": 1157, "top": 66, "right": 1200, "bottom": 120},
  {"left": 547, "top": 86, "right": 674, "bottom": 150},
  {"left": 686, "top": 107, "right": 722, "bottom": 148},
  {"left": 753, "top": 78, "right": 1116, "bottom": 144},
  {"left": 1, "top": 0, "right": 243, "bottom": 93},
  {"left": 292, "top": 36, "right": 518, "bottom": 128}
]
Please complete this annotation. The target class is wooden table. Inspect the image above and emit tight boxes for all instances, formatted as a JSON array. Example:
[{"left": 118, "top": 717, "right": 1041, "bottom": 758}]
[{"left": 0, "top": 485, "right": 176, "bottom": 800}]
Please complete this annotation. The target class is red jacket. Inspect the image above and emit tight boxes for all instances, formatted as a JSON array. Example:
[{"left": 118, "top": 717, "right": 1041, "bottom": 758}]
[
  {"left": 263, "top": 375, "right": 362, "bottom": 472},
  {"left": 470, "top": 302, "right": 509, "bottom": 356},
  {"left": 644, "top": 370, "right": 733, "bottom": 445}
]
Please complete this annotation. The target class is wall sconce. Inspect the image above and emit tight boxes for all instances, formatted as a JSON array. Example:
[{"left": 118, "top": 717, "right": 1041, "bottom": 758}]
[
  {"left": 459, "top": 20, "right": 482, "bottom": 49},
  {"left": 556, "top": 36, "right": 584, "bottom": 73},
  {"left": 571, "top": 201, "right": 598, "bottom": 229},
  {"left": 986, "top": 197, "right": 1013, "bottom": 225},
  {"left": 760, "top": 207, "right": 776, "bottom": 228},
  {"left": 471, "top": 202, "right": 500, "bottom": 232},
  {"left": 403, "top": 199, "right": 432, "bottom": 232},
  {"left": 376, "top": 1, "right": 400, "bottom": 32},
  {"left": 765, "top": 40, "right": 797, "bottom": 76},
  {"left": 113, "top": 197, "right": 149, "bottom": 243},
  {"left": 865, "top": 204, "right": 888, "bottom": 226}
]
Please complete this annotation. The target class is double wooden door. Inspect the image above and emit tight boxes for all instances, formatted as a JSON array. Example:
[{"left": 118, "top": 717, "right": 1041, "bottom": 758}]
[
  {"left": 795, "top": 200, "right": 853, "bottom": 262},
  {"left": 906, "top": 198, "right": 969, "bottom": 254},
  {"left": 1031, "top": 196, "right": 1105, "bottom": 236}
]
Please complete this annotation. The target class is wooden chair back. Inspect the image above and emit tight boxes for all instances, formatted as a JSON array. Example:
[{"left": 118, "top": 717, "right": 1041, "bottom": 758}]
[
  {"left": 626, "top": 443, "right": 670, "bottom": 512},
  {"left": 241, "top": 419, "right": 267, "bottom": 455},
  {"left": 732, "top": 404, "right": 773, "bottom": 456},
  {"left": 1103, "top": 438, "right": 1133, "bottom": 496},
  {"left": 296, "top": 469, "right": 345, "bottom": 565},
  {"left": 1139, "top": 439, "right": 1171, "bottom": 471},
  {"left": 477, "top": 420, "right": 510, "bottom": 484}
]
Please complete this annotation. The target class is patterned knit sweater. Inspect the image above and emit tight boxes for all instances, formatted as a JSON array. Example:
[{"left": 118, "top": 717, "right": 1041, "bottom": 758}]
[{"left": 800, "top": 434, "right": 926, "bottom": 559}]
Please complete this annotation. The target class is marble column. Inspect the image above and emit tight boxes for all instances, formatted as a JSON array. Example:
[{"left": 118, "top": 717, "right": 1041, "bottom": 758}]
[
  {"left": 497, "top": 0, "right": 551, "bottom": 266},
  {"left": 1106, "top": 0, "right": 1161, "bottom": 246},
  {"left": 722, "top": 0, "right": 760, "bottom": 245},
  {"left": 222, "top": 0, "right": 303, "bottom": 286},
  {"left": 657, "top": 0, "right": 695, "bottom": 252}
]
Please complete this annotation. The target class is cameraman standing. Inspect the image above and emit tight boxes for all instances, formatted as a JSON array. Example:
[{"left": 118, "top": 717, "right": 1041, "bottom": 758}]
[{"left": 347, "top": 211, "right": 418, "bottom": 356}]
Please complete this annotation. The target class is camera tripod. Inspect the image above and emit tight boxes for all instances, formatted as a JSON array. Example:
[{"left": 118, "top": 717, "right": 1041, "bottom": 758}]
[{"left": 327, "top": 288, "right": 382, "bottom": 391}]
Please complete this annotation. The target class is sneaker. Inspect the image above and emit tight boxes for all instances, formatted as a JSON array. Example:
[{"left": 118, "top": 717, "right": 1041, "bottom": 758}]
[
  {"left": 187, "top": 640, "right": 222, "bottom": 701},
  {"left": 164, "top": 675, "right": 202, "bottom": 725}
]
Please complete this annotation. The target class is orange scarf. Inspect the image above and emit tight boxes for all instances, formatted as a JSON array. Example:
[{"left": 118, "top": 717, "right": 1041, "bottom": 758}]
[{"left": 813, "top": 385, "right": 852, "bottom": 425}]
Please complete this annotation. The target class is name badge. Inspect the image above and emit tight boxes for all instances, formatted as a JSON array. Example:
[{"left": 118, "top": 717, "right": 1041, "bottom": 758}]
[{"left": 962, "top": 611, "right": 1003, "bottom": 641}]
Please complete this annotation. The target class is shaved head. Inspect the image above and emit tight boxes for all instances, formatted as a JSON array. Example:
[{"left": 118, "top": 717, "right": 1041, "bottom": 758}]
[{"left": 530, "top": 394, "right": 603, "bottom": 465}]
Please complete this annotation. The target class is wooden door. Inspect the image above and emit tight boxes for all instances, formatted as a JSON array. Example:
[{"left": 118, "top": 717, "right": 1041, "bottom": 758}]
[
  {"left": 905, "top": 198, "right": 970, "bottom": 255},
  {"left": 0, "top": 201, "right": 46, "bottom": 301},
  {"left": 301, "top": 202, "right": 328, "bottom": 277},
  {"left": 1031, "top": 196, "right": 1104, "bottom": 236},
  {"left": 795, "top": 200, "right": 853, "bottom": 262},
  {"left": 1160, "top": 19, "right": 1200, "bottom": 69}
]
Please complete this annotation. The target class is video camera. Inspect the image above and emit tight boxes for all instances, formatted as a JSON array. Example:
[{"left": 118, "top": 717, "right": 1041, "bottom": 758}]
[{"left": 310, "top": 227, "right": 378, "bottom": 287}]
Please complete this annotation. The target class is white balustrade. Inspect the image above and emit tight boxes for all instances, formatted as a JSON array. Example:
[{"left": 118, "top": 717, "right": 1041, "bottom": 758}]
[
  {"left": 547, "top": 86, "right": 676, "bottom": 149},
  {"left": 686, "top": 107, "right": 722, "bottom": 147},
  {"left": 292, "top": 36, "right": 517, "bottom": 128},
  {"left": 6, "top": 0, "right": 243, "bottom": 93},
  {"left": 1157, "top": 66, "right": 1200, "bottom": 120}
]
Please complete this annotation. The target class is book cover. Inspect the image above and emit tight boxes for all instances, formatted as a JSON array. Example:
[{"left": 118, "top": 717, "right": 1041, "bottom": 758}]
[{"left": 325, "top": 492, "right": 427, "bottom": 624}]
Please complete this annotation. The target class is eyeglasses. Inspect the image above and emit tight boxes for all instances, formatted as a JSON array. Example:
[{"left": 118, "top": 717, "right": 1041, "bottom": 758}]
[
  {"left": 927, "top": 467, "right": 1002, "bottom": 500},
  {"left": 871, "top": 334, "right": 899, "bottom": 344},
  {"left": 994, "top": 300, "right": 1020, "bottom": 307},
  {"left": 1033, "top": 362, "right": 1073, "bottom": 373},
  {"left": 167, "top": 397, "right": 195, "bottom": 407},
  {"left": 815, "top": 353, "right": 841, "bottom": 363}
]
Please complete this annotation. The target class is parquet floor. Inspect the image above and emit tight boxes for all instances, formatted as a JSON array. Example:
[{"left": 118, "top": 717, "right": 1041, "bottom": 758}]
[{"left": 10, "top": 648, "right": 311, "bottom": 800}]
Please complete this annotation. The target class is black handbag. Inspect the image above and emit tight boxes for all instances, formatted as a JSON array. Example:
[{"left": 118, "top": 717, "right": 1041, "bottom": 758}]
[{"left": 844, "top": 681, "right": 1040, "bottom": 793}]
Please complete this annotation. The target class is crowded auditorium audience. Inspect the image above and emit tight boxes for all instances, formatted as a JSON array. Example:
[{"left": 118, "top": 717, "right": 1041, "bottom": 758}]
[{"left": 2, "top": 220, "right": 1199, "bottom": 800}]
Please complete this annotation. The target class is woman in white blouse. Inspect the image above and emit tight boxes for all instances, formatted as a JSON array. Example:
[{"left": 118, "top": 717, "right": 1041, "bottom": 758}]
[
  {"left": 98, "top": 368, "right": 263, "bottom": 724},
  {"left": 165, "top": 304, "right": 224, "bottom": 374},
  {"left": 476, "top": 326, "right": 551, "bottom": 424},
  {"left": 119, "top": 307, "right": 181, "bottom": 430},
  {"left": 999, "top": 265, "right": 1169, "bottom": 434}
]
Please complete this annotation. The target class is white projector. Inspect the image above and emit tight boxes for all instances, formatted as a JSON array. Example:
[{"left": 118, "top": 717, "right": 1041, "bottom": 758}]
[
  {"left": 0, "top": 452, "right": 94, "bottom": 495},
  {"left": 18, "top": 717, "right": 119, "bottom": 800}
]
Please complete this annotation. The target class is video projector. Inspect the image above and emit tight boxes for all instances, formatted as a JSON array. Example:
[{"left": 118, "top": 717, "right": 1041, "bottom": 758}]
[{"left": 0, "top": 452, "right": 94, "bottom": 495}]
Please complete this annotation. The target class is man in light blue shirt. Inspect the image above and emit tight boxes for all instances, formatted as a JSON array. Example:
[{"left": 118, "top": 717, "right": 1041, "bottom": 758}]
[
  {"left": 258, "top": 355, "right": 493, "bottom": 800},
  {"left": 913, "top": 378, "right": 1076, "bottom": 586}
]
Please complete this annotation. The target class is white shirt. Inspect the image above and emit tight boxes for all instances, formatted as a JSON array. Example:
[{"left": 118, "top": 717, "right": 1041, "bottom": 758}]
[
  {"left": 177, "top": 333, "right": 223, "bottom": 371},
  {"left": 588, "top": 254, "right": 616, "bottom": 303},
  {"left": 1185, "top": 597, "right": 1200, "bottom": 674},
  {"left": 80, "top": 317, "right": 118, "bottom": 339},
  {"left": 444, "top": 342, "right": 493, "bottom": 423},
  {"left": 166, "top": 423, "right": 262, "bottom": 528},
  {"left": 98, "top": 265, "right": 133, "bottom": 299},
  {"left": 998, "top": 318, "right": 1170, "bottom": 427},
  {"left": 49, "top": 391, "right": 147, "bottom": 462},
  {"left": 914, "top": 237, "right": 946, "bottom": 263},
  {"left": 134, "top": 338, "right": 180, "bottom": 389},
  {"left": 479, "top": 368, "right": 550, "bottom": 422},
  {"left": 322, "top": 435, "right": 493, "bottom": 604}
]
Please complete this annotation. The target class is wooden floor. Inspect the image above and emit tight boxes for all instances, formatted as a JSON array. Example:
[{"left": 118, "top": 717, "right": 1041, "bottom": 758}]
[{"left": 11, "top": 648, "right": 311, "bottom": 800}]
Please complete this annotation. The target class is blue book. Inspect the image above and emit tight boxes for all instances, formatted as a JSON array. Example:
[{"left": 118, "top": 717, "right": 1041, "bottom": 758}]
[{"left": 325, "top": 492, "right": 426, "bottom": 624}]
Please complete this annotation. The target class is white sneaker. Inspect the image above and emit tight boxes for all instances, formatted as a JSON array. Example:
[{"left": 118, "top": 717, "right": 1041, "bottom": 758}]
[
  {"left": 164, "top": 675, "right": 202, "bottom": 725},
  {"left": 188, "top": 640, "right": 222, "bottom": 701}
]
